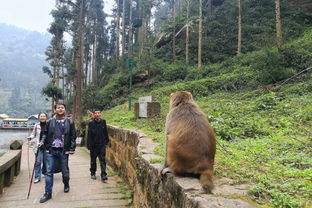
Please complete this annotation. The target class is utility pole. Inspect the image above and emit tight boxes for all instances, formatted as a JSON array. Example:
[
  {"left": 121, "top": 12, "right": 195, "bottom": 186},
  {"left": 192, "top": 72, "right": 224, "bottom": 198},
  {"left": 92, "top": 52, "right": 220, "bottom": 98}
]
[{"left": 128, "top": 1, "right": 141, "bottom": 111}]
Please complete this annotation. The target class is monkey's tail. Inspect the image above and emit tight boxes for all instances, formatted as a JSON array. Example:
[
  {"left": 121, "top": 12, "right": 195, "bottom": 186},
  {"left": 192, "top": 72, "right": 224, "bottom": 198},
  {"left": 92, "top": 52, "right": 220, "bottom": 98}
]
[{"left": 200, "top": 169, "right": 214, "bottom": 193}]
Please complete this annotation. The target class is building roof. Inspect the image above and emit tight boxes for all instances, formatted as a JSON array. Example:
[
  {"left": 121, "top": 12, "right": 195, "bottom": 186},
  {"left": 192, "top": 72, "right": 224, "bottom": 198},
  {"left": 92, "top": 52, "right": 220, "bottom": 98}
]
[
  {"left": 28, "top": 115, "right": 38, "bottom": 120},
  {"left": 3, "top": 118, "right": 28, "bottom": 122},
  {"left": 0, "top": 114, "right": 9, "bottom": 119}
]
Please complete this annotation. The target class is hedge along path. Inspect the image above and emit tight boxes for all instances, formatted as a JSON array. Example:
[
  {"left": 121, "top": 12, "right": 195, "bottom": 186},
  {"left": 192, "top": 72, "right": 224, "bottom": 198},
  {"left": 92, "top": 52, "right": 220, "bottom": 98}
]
[{"left": 0, "top": 143, "right": 132, "bottom": 208}]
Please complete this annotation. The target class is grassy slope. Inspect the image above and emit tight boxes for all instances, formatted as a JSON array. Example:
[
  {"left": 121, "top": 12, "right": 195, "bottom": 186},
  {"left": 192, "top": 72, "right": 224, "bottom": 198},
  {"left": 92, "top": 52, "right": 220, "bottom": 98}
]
[
  {"left": 101, "top": 31, "right": 312, "bottom": 208},
  {"left": 103, "top": 82, "right": 312, "bottom": 207}
]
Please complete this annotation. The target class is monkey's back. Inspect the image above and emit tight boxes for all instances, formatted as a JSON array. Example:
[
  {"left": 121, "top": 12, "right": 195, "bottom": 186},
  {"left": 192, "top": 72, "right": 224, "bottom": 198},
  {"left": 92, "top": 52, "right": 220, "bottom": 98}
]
[{"left": 166, "top": 102, "right": 216, "bottom": 174}]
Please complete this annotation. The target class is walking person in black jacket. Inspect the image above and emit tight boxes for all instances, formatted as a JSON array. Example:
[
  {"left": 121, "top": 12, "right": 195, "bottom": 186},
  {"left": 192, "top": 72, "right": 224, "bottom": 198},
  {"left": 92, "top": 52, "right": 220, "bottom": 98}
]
[
  {"left": 39, "top": 103, "right": 76, "bottom": 203},
  {"left": 87, "top": 109, "right": 109, "bottom": 182}
]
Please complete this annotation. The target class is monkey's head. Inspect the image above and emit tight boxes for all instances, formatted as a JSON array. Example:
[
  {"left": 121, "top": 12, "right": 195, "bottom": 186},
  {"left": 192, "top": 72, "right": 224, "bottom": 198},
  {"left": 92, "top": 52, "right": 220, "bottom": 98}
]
[{"left": 170, "top": 91, "right": 193, "bottom": 108}]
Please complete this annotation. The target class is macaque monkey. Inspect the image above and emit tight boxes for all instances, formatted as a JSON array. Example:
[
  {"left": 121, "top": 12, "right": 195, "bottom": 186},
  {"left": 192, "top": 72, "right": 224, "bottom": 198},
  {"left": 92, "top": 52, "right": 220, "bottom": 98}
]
[{"left": 161, "top": 91, "right": 216, "bottom": 193}]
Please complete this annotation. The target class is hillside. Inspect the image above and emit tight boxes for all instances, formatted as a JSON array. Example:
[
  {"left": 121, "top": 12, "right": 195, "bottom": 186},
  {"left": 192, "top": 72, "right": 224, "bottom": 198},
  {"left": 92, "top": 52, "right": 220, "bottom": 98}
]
[
  {"left": 98, "top": 29, "right": 312, "bottom": 207},
  {"left": 0, "top": 23, "right": 50, "bottom": 117}
]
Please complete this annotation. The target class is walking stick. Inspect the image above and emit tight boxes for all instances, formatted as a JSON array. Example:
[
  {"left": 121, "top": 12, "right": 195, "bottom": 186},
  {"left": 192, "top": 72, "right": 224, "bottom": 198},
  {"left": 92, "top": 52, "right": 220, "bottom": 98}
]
[
  {"left": 27, "top": 148, "right": 39, "bottom": 199},
  {"left": 27, "top": 126, "right": 32, "bottom": 179}
]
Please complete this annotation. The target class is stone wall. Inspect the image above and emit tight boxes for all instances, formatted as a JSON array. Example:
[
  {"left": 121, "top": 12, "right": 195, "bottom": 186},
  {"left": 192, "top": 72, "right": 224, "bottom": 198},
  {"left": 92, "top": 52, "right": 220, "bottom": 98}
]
[
  {"left": 0, "top": 150, "right": 22, "bottom": 194},
  {"left": 106, "top": 125, "right": 257, "bottom": 208}
]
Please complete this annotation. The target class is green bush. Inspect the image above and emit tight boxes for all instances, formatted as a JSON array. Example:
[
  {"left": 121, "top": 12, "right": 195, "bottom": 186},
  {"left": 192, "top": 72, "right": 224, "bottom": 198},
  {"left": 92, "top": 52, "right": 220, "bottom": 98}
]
[
  {"left": 162, "top": 64, "right": 188, "bottom": 81},
  {"left": 250, "top": 48, "right": 294, "bottom": 84},
  {"left": 281, "top": 33, "right": 312, "bottom": 72},
  {"left": 82, "top": 73, "right": 128, "bottom": 111}
]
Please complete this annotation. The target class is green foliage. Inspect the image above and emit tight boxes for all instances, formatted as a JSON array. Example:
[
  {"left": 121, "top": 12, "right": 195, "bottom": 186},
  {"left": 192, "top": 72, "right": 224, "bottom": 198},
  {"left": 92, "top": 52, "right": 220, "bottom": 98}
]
[
  {"left": 248, "top": 29, "right": 312, "bottom": 84},
  {"left": 154, "top": 0, "right": 312, "bottom": 64},
  {"left": 83, "top": 73, "right": 128, "bottom": 111},
  {"left": 84, "top": 28, "right": 312, "bottom": 113},
  {"left": 250, "top": 48, "right": 293, "bottom": 83},
  {"left": 280, "top": 29, "right": 312, "bottom": 71},
  {"left": 150, "top": 158, "right": 164, "bottom": 164},
  {"left": 42, "top": 83, "right": 63, "bottom": 101},
  {"left": 82, "top": 85, "right": 101, "bottom": 111},
  {"left": 134, "top": 51, "right": 166, "bottom": 81},
  {"left": 161, "top": 64, "right": 188, "bottom": 81}
]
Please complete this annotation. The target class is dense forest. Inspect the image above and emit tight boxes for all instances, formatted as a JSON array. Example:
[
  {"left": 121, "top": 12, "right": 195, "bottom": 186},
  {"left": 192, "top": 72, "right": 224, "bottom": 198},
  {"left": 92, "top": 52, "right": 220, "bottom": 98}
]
[
  {"left": 0, "top": 23, "right": 50, "bottom": 117},
  {"left": 42, "top": 0, "right": 311, "bottom": 207}
]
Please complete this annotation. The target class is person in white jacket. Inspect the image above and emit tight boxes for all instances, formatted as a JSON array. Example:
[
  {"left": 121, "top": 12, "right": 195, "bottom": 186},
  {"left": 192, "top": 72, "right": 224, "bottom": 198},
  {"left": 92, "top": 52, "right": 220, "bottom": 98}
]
[{"left": 28, "top": 112, "right": 48, "bottom": 183}]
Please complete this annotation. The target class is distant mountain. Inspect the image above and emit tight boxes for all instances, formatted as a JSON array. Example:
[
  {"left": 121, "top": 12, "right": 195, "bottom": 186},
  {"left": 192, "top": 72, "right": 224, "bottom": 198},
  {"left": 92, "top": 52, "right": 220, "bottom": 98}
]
[{"left": 0, "top": 23, "right": 51, "bottom": 117}]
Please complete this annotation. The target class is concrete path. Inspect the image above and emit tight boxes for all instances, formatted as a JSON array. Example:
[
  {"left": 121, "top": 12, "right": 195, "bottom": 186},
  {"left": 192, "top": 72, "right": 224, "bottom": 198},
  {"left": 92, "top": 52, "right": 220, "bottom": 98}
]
[{"left": 0, "top": 144, "right": 132, "bottom": 208}]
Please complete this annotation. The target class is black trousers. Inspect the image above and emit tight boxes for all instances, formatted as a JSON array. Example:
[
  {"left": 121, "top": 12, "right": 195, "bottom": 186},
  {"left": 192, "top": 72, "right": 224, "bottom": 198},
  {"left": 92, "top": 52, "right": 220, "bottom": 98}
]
[{"left": 90, "top": 145, "right": 107, "bottom": 178}]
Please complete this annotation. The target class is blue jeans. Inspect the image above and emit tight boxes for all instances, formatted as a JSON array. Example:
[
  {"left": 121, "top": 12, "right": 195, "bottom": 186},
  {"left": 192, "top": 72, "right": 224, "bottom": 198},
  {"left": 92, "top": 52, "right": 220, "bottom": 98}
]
[
  {"left": 45, "top": 149, "right": 69, "bottom": 194},
  {"left": 34, "top": 148, "right": 46, "bottom": 180}
]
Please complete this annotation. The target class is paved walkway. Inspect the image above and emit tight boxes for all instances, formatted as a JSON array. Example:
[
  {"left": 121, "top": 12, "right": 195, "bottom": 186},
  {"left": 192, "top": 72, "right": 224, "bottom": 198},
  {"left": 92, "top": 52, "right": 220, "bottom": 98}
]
[{"left": 0, "top": 144, "right": 131, "bottom": 208}]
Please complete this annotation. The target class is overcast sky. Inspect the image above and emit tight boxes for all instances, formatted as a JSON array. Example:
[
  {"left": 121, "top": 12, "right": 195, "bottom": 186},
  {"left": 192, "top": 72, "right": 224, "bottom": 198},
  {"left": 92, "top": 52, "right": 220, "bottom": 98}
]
[{"left": 0, "top": 0, "right": 114, "bottom": 33}]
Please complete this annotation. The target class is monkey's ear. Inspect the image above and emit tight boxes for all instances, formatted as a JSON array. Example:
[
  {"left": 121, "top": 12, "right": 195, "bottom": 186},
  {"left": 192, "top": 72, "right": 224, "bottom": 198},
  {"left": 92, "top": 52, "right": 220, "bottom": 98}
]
[
  {"left": 170, "top": 93, "right": 174, "bottom": 97},
  {"left": 187, "top": 91, "right": 192, "bottom": 96}
]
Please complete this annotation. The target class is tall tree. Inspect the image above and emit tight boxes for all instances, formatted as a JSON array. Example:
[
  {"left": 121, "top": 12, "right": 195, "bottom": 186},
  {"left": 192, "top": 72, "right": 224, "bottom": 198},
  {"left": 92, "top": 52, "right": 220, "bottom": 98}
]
[
  {"left": 185, "top": 0, "right": 190, "bottom": 65},
  {"left": 116, "top": 0, "right": 121, "bottom": 59},
  {"left": 44, "top": 2, "right": 70, "bottom": 111},
  {"left": 172, "top": 0, "right": 177, "bottom": 63},
  {"left": 237, "top": 0, "right": 242, "bottom": 54},
  {"left": 206, "top": 0, "right": 212, "bottom": 20},
  {"left": 275, "top": 0, "right": 283, "bottom": 46},
  {"left": 86, "top": 0, "right": 108, "bottom": 84},
  {"left": 74, "top": 0, "right": 85, "bottom": 122},
  {"left": 122, "top": 0, "right": 126, "bottom": 57},
  {"left": 60, "top": 0, "right": 86, "bottom": 121},
  {"left": 137, "top": 0, "right": 143, "bottom": 58},
  {"left": 128, "top": 0, "right": 133, "bottom": 59},
  {"left": 198, "top": 0, "right": 203, "bottom": 67}
]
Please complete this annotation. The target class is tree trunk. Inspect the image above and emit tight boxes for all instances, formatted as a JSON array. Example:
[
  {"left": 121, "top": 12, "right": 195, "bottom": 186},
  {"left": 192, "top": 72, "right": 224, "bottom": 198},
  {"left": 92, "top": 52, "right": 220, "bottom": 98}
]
[
  {"left": 185, "top": 0, "right": 190, "bottom": 65},
  {"left": 128, "top": 0, "right": 133, "bottom": 59},
  {"left": 116, "top": 0, "right": 120, "bottom": 59},
  {"left": 237, "top": 0, "right": 242, "bottom": 54},
  {"left": 73, "top": 0, "right": 85, "bottom": 122},
  {"left": 51, "top": 97, "right": 55, "bottom": 115},
  {"left": 92, "top": 19, "right": 97, "bottom": 84},
  {"left": 143, "top": 15, "right": 150, "bottom": 47},
  {"left": 62, "top": 63, "right": 65, "bottom": 101},
  {"left": 122, "top": 0, "right": 126, "bottom": 57},
  {"left": 275, "top": 0, "right": 282, "bottom": 47},
  {"left": 55, "top": 64, "right": 60, "bottom": 88},
  {"left": 138, "top": 0, "right": 144, "bottom": 59},
  {"left": 172, "top": 0, "right": 176, "bottom": 63},
  {"left": 84, "top": 46, "right": 89, "bottom": 86},
  {"left": 207, "top": 0, "right": 212, "bottom": 20},
  {"left": 198, "top": 0, "right": 202, "bottom": 68}
]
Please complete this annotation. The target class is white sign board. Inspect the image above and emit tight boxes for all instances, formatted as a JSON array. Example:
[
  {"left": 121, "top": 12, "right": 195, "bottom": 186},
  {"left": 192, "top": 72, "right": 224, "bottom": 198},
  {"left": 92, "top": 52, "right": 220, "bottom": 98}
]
[{"left": 138, "top": 96, "right": 152, "bottom": 118}]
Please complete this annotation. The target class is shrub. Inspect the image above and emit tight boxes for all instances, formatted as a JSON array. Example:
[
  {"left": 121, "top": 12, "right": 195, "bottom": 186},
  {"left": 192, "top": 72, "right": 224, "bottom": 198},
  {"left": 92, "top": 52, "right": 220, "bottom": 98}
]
[
  {"left": 162, "top": 64, "right": 188, "bottom": 81},
  {"left": 281, "top": 30, "right": 312, "bottom": 72},
  {"left": 251, "top": 48, "right": 294, "bottom": 84}
]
